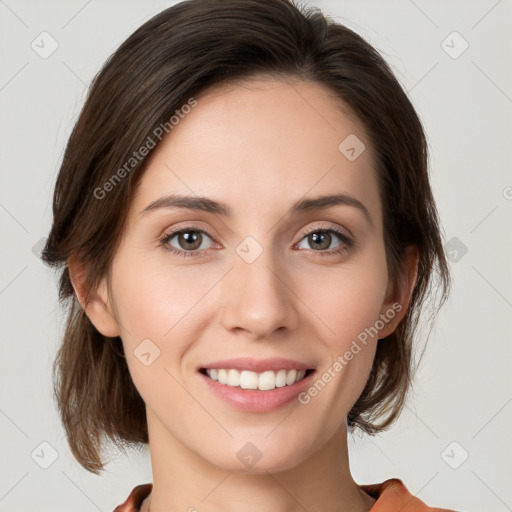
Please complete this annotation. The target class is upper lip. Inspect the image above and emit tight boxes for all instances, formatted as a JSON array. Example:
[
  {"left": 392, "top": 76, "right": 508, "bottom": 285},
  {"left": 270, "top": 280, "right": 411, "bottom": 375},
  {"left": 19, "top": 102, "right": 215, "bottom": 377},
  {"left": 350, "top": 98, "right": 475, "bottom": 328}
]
[{"left": 199, "top": 357, "right": 315, "bottom": 373}]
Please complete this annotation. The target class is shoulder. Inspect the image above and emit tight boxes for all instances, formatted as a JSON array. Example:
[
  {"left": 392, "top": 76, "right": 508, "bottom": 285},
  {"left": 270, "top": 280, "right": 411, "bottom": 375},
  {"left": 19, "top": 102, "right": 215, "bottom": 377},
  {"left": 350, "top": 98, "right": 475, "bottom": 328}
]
[
  {"left": 113, "top": 483, "right": 152, "bottom": 512},
  {"left": 359, "top": 478, "right": 459, "bottom": 511},
  {"left": 114, "top": 479, "right": 460, "bottom": 512}
]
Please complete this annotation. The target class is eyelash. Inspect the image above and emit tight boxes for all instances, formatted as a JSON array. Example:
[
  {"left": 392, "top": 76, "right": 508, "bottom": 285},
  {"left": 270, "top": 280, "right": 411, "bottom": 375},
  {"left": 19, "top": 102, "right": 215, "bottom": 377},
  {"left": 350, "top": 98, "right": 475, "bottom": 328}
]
[{"left": 159, "top": 224, "right": 354, "bottom": 259}]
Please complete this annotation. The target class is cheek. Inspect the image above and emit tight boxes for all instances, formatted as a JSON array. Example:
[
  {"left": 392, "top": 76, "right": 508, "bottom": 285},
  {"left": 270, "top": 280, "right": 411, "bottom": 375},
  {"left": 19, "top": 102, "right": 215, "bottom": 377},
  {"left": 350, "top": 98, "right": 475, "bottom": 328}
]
[
  {"left": 112, "top": 254, "right": 215, "bottom": 343},
  {"left": 300, "top": 257, "right": 389, "bottom": 346},
  {"left": 111, "top": 266, "right": 206, "bottom": 416},
  {"left": 110, "top": 257, "right": 220, "bottom": 395},
  {"left": 294, "top": 253, "right": 387, "bottom": 409}
]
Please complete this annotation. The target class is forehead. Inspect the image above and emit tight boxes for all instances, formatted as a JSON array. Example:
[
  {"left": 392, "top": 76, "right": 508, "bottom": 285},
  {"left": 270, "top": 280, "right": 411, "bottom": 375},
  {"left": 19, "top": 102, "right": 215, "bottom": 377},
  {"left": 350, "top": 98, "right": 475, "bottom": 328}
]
[{"left": 130, "top": 77, "right": 381, "bottom": 230}]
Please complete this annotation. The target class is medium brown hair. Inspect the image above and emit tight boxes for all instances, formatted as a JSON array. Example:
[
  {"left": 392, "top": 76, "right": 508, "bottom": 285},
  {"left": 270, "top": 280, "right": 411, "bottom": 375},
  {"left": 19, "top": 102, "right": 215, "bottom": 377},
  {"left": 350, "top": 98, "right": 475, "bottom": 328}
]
[{"left": 41, "top": 0, "right": 451, "bottom": 474}]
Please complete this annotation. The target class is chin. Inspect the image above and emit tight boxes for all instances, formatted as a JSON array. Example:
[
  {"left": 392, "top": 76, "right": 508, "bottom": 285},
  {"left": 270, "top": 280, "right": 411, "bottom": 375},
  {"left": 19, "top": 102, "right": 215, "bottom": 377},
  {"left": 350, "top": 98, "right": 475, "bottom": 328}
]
[{"left": 203, "top": 436, "right": 314, "bottom": 474}]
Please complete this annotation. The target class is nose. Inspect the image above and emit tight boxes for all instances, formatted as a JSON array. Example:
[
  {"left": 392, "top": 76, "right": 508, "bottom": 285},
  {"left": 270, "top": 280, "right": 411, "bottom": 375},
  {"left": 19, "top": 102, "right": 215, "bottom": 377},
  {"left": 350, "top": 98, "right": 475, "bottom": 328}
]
[{"left": 220, "top": 249, "right": 299, "bottom": 339}]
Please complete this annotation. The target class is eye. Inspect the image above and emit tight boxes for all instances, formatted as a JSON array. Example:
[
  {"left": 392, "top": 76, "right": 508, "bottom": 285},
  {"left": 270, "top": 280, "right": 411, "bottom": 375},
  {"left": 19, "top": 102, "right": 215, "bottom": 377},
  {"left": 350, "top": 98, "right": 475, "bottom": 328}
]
[
  {"left": 295, "top": 225, "right": 354, "bottom": 257},
  {"left": 159, "top": 224, "right": 354, "bottom": 259},
  {"left": 160, "top": 226, "right": 215, "bottom": 258}
]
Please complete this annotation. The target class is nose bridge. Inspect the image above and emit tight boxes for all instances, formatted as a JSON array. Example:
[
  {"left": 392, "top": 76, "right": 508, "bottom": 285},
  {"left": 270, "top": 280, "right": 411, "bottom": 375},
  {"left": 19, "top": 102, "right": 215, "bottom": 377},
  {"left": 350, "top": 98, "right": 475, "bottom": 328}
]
[{"left": 220, "top": 239, "right": 298, "bottom": 337}]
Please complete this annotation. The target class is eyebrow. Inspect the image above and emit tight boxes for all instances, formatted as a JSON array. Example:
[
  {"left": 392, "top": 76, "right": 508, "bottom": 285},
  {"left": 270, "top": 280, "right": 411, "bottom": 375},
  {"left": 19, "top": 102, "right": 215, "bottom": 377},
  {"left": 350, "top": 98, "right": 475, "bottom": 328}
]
[{"left": 140, "top": 193, "right": 373, "bottom": 227}]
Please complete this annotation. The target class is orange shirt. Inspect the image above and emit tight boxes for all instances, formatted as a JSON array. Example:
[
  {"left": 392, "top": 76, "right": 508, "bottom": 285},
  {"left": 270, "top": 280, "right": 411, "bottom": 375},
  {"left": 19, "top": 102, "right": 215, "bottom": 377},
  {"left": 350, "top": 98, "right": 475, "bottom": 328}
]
[{"left": 113, "top": 479, "right": 458, "bottom": 511}]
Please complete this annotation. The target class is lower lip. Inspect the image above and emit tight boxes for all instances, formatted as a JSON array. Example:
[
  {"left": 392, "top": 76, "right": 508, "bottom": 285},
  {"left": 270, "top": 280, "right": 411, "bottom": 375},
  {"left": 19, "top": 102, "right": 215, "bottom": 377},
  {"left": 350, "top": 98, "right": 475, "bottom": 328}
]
[{"left": 198, "top": 370, "right": 316, "bottom": 413}]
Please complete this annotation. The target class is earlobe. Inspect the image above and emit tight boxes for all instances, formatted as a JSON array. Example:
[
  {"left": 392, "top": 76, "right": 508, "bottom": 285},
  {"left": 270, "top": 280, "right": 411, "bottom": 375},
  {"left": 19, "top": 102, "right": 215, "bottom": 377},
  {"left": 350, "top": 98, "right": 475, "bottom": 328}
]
[
  {"left": 378, "top": 245, "right": 420, "bottom": 339},
  {"left": 67, "top": 256, "right": 121, "bottom": 338}
]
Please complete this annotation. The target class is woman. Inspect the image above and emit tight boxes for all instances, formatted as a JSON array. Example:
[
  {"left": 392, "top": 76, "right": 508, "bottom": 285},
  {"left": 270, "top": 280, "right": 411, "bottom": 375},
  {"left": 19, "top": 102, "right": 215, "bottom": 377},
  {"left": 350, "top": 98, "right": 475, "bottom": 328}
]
[{"left": 41, "top": 0, "right": 455, "bottom": 510}]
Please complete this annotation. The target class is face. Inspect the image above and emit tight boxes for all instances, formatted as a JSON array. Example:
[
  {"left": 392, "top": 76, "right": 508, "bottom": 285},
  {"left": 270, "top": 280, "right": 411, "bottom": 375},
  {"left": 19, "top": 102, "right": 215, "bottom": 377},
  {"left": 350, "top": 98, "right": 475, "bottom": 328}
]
[{"left": 83, "top": 77, "right": 409, "bottom": 473}]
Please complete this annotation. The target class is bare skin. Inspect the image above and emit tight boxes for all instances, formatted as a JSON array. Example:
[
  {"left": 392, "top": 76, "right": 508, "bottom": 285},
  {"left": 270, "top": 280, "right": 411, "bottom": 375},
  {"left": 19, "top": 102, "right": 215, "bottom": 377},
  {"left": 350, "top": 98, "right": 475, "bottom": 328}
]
[{"left": 70, "top": 76, "right": 418, "bottom": 512}]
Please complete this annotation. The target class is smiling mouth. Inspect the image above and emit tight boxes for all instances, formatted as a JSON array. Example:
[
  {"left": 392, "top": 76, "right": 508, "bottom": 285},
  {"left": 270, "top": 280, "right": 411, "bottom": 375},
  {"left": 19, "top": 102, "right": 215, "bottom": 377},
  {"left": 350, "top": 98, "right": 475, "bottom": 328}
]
[{"left": 199, "top": 368, "right": 315, "bottom": 391}]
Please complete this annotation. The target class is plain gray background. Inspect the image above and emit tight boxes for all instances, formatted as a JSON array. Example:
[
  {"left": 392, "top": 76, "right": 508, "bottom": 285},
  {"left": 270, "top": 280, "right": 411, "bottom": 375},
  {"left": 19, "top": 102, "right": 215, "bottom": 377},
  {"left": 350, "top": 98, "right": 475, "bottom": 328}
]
[{"left": 1, "top": 0, "right": 511, "bottom": 510}]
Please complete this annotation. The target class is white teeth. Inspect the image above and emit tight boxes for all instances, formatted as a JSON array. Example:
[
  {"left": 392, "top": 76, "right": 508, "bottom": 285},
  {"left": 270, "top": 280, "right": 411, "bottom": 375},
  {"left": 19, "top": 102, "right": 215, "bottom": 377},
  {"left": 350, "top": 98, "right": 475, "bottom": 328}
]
[
  {"left": 286, "top": 369, "right": 297, "bottom": 386},
  {"left": 205, "top": 368, "right": 307, "bottom": 390},
  {"left": 227, "top": 369, "right": 239, "bottom": 387},
  {"left": 239, "top": 370, "right": 258, "bottom": 389}
]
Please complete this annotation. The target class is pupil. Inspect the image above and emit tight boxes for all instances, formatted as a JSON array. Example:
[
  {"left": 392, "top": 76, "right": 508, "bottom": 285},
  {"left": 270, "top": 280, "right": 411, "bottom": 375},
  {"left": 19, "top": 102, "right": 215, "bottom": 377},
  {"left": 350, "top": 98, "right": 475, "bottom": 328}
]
[
  {"left": 311, "top": 232, "right": 329, "bottom": 250},
  {"left": 181, "top": 231, "right": 201, "bottom": 250}
]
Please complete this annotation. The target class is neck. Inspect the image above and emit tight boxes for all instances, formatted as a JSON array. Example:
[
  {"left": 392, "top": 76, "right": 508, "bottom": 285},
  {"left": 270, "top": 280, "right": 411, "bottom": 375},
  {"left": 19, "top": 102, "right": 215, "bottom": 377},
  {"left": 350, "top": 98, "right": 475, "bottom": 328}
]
[{"left": 141, "top": 408, "right": 375, "bottom": 512}]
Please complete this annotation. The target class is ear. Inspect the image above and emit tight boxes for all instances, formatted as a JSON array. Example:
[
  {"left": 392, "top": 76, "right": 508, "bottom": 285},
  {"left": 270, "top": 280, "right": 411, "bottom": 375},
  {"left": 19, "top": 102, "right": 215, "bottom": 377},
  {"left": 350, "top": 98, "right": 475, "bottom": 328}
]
[
  {"left": 67, "top": 255, "right": 121, "bottom": 338},
  {"left": 377, "top": 245, "right": 419, "bottom": 339}
]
